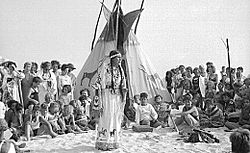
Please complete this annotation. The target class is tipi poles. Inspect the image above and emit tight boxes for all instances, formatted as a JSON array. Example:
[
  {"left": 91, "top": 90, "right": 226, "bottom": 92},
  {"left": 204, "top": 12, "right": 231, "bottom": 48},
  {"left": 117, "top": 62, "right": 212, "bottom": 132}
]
[
  {"left": 115, "top": 0, "right": 121, "bottom": 49},
  {"left": 221, "top": 38, "right": 232, "bottom": 88},
  {"left": 226, "top": 39, "right": 233, "bottom": 88},
  {"left": 134, "top": 0, "right": 144, "bottom": 34},
  {"left": 91, "top": 0, "right": 105, "bottom": 51}
]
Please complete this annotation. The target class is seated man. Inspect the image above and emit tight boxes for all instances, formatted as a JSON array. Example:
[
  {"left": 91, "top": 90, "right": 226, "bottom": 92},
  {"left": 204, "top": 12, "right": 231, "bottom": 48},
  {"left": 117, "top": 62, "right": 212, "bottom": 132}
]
[
  {"left": 225, "top": 98, "right": 250, "bottom": 130},
  {"left": 135, "top": 92, "right": 162, "bottom": 128},
  {"left": 171, "top": 94, "right": 199, "bottom": 129},
  {"left": 200, "top": 98, "right": 224, "bottom": 128}
]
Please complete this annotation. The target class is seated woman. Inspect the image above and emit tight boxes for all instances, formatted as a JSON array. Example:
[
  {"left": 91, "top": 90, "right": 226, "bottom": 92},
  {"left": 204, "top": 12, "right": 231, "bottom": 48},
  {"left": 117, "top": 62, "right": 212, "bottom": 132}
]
[
  {"left": 199, "top": 98, "right": 224, "bottom": 128},
  {"left": 25, "top": 105, "right": 57, "bottom": 141},
  {"left": 171, "top": 94, "right": 199, "bottom": 130},
  {"left": 135, "top": 92, "right": 163, "bottom": 128}
]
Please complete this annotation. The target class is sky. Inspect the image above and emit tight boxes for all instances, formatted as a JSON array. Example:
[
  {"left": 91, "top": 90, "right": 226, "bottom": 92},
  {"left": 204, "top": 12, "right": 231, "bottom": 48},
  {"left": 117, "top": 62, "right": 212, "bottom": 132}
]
[{"left": 0, "top": 0, "right": 250, "bottom": 78}]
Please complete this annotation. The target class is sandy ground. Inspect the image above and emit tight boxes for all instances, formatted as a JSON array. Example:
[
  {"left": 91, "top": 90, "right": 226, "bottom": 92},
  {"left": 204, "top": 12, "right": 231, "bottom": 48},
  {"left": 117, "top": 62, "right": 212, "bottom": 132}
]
[{"left": 20, "top": 126, "right": 231, "bottom": 153}]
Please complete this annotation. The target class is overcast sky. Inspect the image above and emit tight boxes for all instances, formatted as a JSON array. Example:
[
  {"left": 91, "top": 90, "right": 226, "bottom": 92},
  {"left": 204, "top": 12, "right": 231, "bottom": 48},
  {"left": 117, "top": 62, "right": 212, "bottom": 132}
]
[{"left": 0, "top": 0, "right": 250, "bottom": 77}]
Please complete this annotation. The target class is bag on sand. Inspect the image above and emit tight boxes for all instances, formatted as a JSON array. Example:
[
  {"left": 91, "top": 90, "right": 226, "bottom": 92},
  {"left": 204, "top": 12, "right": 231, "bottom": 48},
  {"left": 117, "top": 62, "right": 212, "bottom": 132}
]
[{"left": 132, "top": 125, "right": 153, "bottom": 132}]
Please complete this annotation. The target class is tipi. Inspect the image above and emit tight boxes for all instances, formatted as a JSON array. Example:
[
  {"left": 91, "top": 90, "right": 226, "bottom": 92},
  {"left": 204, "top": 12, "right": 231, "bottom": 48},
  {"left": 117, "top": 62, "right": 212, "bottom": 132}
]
[{"left": 74, "top": 3, "right": 171, "bottom": 105}]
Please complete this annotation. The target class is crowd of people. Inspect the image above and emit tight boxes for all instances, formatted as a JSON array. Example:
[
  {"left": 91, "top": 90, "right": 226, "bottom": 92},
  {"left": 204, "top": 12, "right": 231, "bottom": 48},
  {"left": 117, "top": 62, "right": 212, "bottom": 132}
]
[
  {"left": 129, "top": 62, "right": 250, "bottom": 133},
  {"left": 0, "top": 58, "right": 250, "bottom": 151},
  {"left": 0, "top": 60, "right": 95, "bottom": 143}
]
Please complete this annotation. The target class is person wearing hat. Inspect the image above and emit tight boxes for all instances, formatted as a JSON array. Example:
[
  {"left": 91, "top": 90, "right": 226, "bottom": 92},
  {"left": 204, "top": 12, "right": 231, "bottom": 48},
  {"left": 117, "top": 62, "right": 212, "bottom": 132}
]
[
  {"left": 57, "top": 64, "right": 72, "bottom": 99},
  {"left": 94, "top": 50, "right": 127, "bottom": 151},
  {"left": 1, "top": 61, "right": 24, "bottom": 103},
  {"left": 67, "top": 63, "right": 76, "bottom": 98}
]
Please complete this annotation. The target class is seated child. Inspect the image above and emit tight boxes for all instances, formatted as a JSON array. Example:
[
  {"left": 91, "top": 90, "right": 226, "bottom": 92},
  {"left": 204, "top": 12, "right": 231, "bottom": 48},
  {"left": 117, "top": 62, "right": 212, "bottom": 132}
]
[
  {"left": 152, "top": 95, "right": 170, "bottom": 126},
  {"left": 69, "top": 100, "right": 89, "bottom": 131},
  {"left": 25, "top": 105, "right": 57, "bottom": 141},
  {"left": 5, "top": 100, "right": 23, "bottom": 141},
  {"left": 199, "top": 98, "right": 224, "bottom": 128},
  {"left": 78, "top": 88, "right": 91, "bottom": 117},
  {"left": 61, "top": 105, "right": 83, "bottom": 133},
  {"left": 24, "top": 101, "right": 36, "bottom": 125},
  {"left": 171, "top": 94, "right": 199, "bottom": 129},
  {"left": 47, "top": 102, "right": 65, "bottom": 134},
  {"left": 135, "top": 92, "right": 162, "bottom": 128},
  {"left": 89, "top": 95, "right": 102, "bottom": 130}
]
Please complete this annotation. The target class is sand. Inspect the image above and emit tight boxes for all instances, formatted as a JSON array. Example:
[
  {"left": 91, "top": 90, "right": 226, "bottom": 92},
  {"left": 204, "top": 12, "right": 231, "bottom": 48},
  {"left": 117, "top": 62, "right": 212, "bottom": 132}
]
[{"left": 20, "top": 126, "right": 231, "bottom": 153}]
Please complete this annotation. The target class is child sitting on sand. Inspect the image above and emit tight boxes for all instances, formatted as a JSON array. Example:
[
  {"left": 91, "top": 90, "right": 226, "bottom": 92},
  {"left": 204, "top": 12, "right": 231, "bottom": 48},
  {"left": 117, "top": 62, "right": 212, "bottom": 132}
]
[
  {"left": 25, "top": 105, "right": 57, "bottom": 141},
  {"left": 135, "top": 92, "right": 162, "bottom": 128},
  {"left": 5, "top": 100, "right": 23, "bottom": 141},
  {"left": 69, "top": 100, "right": 89, "bottom": 131},
  {"left": 47, "top": 102, "right": 65, "bottom": 134},
  {"left": 152, "top": 95, "right": 170, "bottom": 126},
  {"left": 171, "top": 94, "right": 200, "bottom": 129},
  {"left": 126, "top": 94, "right": 141, "bottom": 122},
  {"left": 61, "top": 105, "right": 83, "bottom": 133},
  {"left": 78, "top": 88, "right": 91, "bottom": 117}
]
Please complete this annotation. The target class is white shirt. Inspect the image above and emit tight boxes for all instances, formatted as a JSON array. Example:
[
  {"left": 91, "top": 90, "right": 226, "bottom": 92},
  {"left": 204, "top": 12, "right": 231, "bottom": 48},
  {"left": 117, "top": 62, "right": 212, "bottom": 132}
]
[
  {"left": 135, "top": 103, "right": 158, "bottom": 124},
  {"left": 0, "top": 102, "right": 6, "bottom": 119}
]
